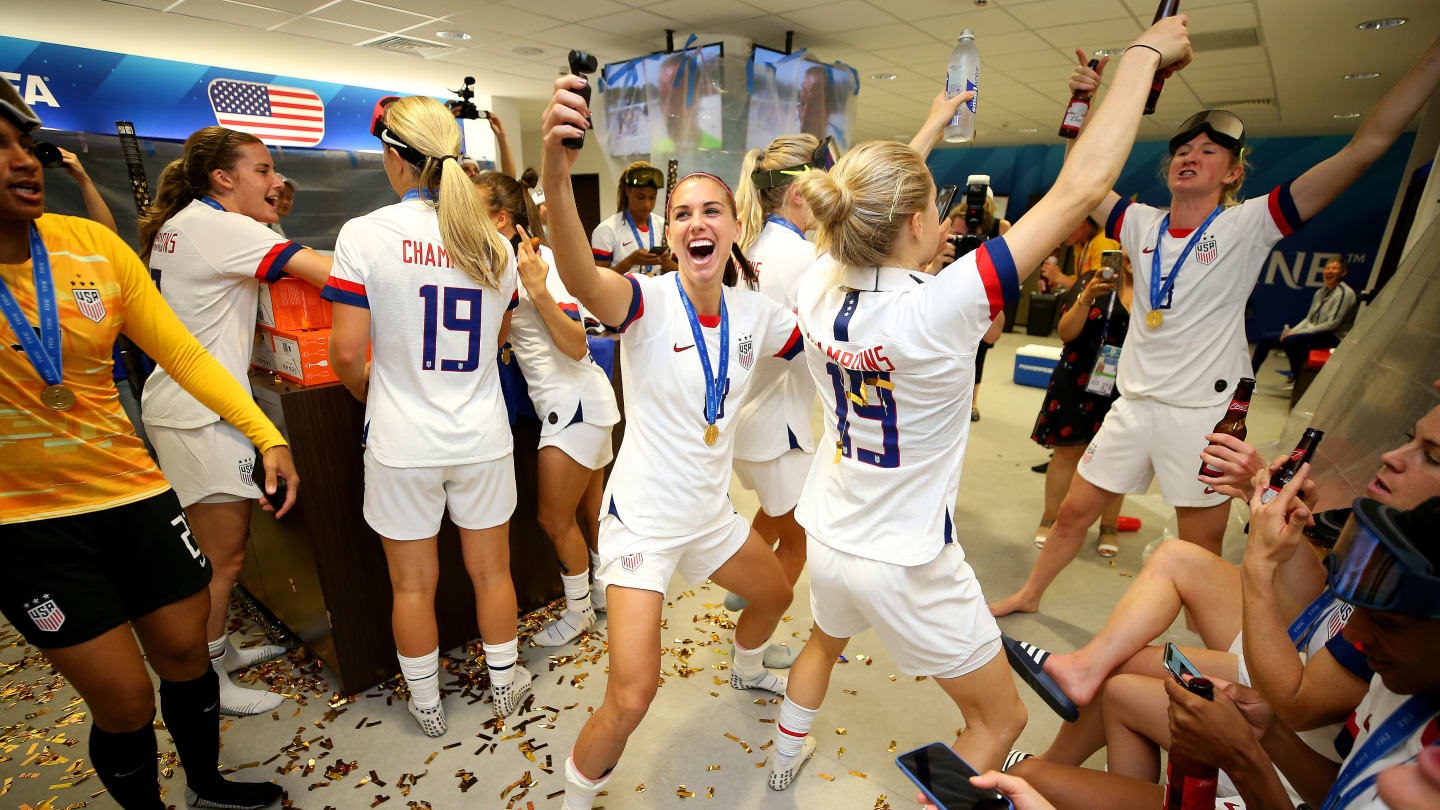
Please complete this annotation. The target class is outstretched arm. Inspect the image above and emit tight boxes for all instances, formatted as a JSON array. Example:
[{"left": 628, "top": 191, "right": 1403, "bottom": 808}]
[
  {"left": 59, "top": 148, "right": 118, "bottom": 234},
  {"left": 1289, "top": 34, "right": 1440, "bottom": 221},
  {"left": 488, "top": 113, "right": 516, "bottom": 179},
  {"left": 1058, "top": 51, "right": 1124, "bottom": 228},
  {"left": 908, "top": 90, "right": 974, "bottom": 159}
]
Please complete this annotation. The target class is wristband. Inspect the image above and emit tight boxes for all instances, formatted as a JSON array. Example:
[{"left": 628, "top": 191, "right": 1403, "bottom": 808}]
[{"left": 1127, "top": 43, "right": 1163, "bottom": 59}]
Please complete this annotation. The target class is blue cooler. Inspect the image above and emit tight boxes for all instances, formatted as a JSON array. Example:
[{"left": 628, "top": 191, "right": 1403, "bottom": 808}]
[{"left": 1013, "top": 344, "right": 1061, "bottom": 388}]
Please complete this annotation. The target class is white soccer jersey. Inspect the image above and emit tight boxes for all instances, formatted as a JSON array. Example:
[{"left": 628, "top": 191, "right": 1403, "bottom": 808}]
[
  {"left": 795, "top": 241, "right": 1021, "bottom": 567},
  {"left": 733, "top": 219, "right": 820, "bottom": 462},
  {"left": 603, "top": 273, "right": 803, "bottom": 538},
  {"left": 141, "top": 198, "right": 302, "bottom": 430},
  {"left": 510, "top": 244, "right": 620, "bottom": 436},
  {"left": 322, "top": 197, "right": 518, "bottom": 467},
  {"left": 1329, "top": 676, "right": 1440, "bottom": 810},
  {"left": 591, "top": 210, "right": 664, "bottom": 273},
  {"left": 1107, "top": 183, "right": 1303, "bottom": 407}
]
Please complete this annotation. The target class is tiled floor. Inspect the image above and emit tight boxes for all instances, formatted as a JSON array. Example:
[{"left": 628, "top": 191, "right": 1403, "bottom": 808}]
[{"left": 0, "top": 332, "right": 1297, "bottom": 809}]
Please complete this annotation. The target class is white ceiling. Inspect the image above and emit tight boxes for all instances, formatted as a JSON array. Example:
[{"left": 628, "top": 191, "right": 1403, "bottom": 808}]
[{"left": 42, "top": 0, "right": 1440, "bottom": 147}]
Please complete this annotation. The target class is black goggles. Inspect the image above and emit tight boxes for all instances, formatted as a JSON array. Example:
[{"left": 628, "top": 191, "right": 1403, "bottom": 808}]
[
  {"left": 1326, "top": 497, "right": 1440, "bottom": 619},
  {"left": 622, "top": 166, "right": 665, "bottom": 189},
  {"left": 751, "top": 136, "right": 840, "bottom": 190},
  {"left": 1169, "top": 109, "right": 1246, "bottom": 155}
]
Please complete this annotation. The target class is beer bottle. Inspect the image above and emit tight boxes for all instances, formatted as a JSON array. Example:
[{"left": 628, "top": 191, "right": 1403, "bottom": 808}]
[
  {"left": 1260, "top": 427, "right": 1324, "bottom": 504},
  {"left": 1145, "top": 0, "right": 1182, "bottom": 115},
  {"left": 1058, "top": 57, "right": 1100, "bottom": 139},
  {"left": 1164, "top": 677, "right": 1219, "bottom": 810},
  {"left": 1199, "top": 378, "right": 1254, "bottom": 477}
]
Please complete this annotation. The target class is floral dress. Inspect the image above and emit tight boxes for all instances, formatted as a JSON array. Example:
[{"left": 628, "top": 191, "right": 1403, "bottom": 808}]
[{"left": 1030, "top": 272, "right": 1130, "bottom": 447}]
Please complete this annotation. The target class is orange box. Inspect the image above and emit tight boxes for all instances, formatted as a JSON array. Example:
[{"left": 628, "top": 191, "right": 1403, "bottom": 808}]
[
  {"left": 258, "top": 277, "right": 331, "bottom": 331},
  {"left": 259, "top": 326, "right": 338, "bottom": 386}
]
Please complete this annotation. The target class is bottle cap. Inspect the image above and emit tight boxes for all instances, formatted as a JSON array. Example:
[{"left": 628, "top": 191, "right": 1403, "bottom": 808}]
[{"left": 959, "top": 28, "right": 975, "bottom": 40}]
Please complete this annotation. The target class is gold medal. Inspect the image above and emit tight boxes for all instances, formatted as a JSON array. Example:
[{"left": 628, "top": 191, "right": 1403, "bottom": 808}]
[
  {"left": 704, "top": 423, "right": 719, "bottom": 446},
  {"left": 41, "top": 383, "right": 75, "bottom": 411},
  {"left": 1146, "top": 310, "right": 1164, "bottom": 328}
]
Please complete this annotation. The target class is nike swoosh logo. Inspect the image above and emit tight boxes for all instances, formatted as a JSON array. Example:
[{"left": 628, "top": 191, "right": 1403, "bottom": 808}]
[
  {"left": 1142, "top": 248, "right": 1155, "bottom": 254},
  {"left": 673, "top": 343, "right": 694, "bottom": 352}
]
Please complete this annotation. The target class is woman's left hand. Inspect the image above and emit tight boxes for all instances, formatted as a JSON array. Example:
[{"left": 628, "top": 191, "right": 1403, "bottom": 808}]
[
  {"left": 1165, "top": 677, "right": 1264, "bottom": 773},
  {"left": 1244, "top": 463, "right": 1312, "bottom": 570},
  {"left": 259, "top": 445, "right": 299, "bottom": 518},
  {"left": 515, "top": 225, "right": 549, "bottom": 292}
]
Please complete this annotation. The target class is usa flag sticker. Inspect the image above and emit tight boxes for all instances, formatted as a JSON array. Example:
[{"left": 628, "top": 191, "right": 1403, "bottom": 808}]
[
  {"left": 208, "top": 79, "right": 326, "bottom": 147},
  {"left": 26, "top": 597, "right": 66, "bottom": 633}
]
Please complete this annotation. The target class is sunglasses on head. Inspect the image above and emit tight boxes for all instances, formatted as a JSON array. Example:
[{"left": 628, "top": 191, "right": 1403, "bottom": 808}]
[
  {"left": 622, "top": 166, "right": 665, "bottom": 189},
  {"left": 370, "top": 96, "right": 401, "bottom": 139},
  {"left": 751, "top": 136, "right": 840, "bottom": 190},
  {"left": 1169, "top": 109, "right": 1246, "bottom": 155},
  {"left": 1326, "top": 497, "right": 1440, "bottom": 619}
]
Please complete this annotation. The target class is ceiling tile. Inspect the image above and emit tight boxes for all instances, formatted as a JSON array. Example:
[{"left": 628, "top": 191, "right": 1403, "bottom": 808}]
[
  {"left": 1007, "top": 0, "right": 1133, "bottom": 29},
  {"left": 431, "top": 47, "right": 535, "bottom": 71},
  {"left": 497, "top": 0, "right": 631, "bottom": 23},
  {"left": 270, "top": 15, "right": 384, "bottom": 44},
  {"left": 869, "top": 42, "right": 957, "bottom": 70},
  {"left": 221, "top": 0, "right": 329, "bottom": 13},
  {"left": 580, "top": 8, "right": 679, "bottom": 37},
  {"left": 641, "top": 0, "right": 765, "bottom": 26},
  {"left": 170, "top": 0, "right": 296, "bottom": 29},
  {"left": 1182, "top": 2, "right": 1256, "bottom": 34},
  {"left": 1121, "top": 0, "right": 1239, "bottom": 18},
  {"left": 780, "top": 1, "right": 897, "bottom": 35},
  {"left": 524, "top": 24, "right": 652, "bottom": 56},
  {"left": 911, "top": 8, "right": 1029, "bottom": 37},
  {"left": 310, "top": 0, "right": 433, "bottom": 32},
  {"left": 372, "top": 0, "right": 478, "bottom": 15},
  {"left": 107, "top": 0, "right": 181, "bottom": 9},
  {"left": 443, "top": 5, "right": 567, "bottom": 35},
  {"left": 1034, "top": 18, "right": 1143, "bottom": 53}
]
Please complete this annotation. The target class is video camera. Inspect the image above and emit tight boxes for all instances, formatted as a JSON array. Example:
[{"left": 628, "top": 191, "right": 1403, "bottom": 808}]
[
  {"left": 445, "top": 76, "right": 489, "bottom": 121},
  {"left": 949, "top": 174, "right": 990, "bottom": 258}
]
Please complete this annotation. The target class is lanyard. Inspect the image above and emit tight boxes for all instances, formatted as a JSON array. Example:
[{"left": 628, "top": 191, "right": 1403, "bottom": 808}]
[
  {"left": 402, "top": 188, "right": 437, "bottom": 202},
  {"left": 1287, "top": 590, "right": 1335, "bottom": 651},
  {"left": 766, "top": 215, "right": 806, "bottom": 239},
  {"left": 199, "top": 196, "right": 225, "bottom": 211},
  {"left": 1149, "top": 206, "right": 1222, "bottom": 314},
  {"left": 1321, "top": 695, "right": 1437, "bottom": 810},
  {"left": 624, "top": 210, "right": 655, "bottom": 264},
  {"left": 674, "top": 273, "right": 728, "bottom": 431},
  {"left": 0, "top": 223, "right": 64, "bottom": 387}
]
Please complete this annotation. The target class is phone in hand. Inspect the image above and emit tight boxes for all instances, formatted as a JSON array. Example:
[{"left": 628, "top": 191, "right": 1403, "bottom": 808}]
[
  {"left": 895, "top": 743, "right": 1013, "bottom": 810},
  {"left": 1100, "top": 249, "right": 1122, "bottom": 280},
  {"left": 936, "top": 185, "right": 959, "bottom": 223},
  {"left": 250, "top": 448, "right": 288, "bottom": 512},
  {"left": 1162, "top": 642, "right": 1203, "bottom": 686}
]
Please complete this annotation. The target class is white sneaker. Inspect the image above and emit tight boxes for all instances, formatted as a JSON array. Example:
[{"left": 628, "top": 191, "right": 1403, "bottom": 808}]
[
  {"left": 408, "top": 699, "right": 447, "bottom": 737},
  {"left": 224, "top": 641, "right": 287, "bottom": 673},
  {"left": 730, "top": 666, "right": 787, "bottom": 696},
  {"left": 531, "top": 606, "right": 596, "bottom": 647},
  {"left": 217, "top": 679, "right": 284, "bottom": 716},
  {"left": 768, "top": 735, "right": 817, "bottom": 791},
  {"left": 492, "top": 664, "right": 534, "bottom": 718}
]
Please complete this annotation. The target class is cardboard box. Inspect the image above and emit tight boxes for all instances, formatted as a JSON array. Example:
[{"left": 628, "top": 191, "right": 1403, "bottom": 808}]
[
  {"left": 251, "top": 329, "right": 278, "bottom": 375},
  {"left": 259, "top": 326, "right": 338, "bottom": 387},
  {"left": 1013, "top": 344, "right": 1062, "bottom": 389},
  {"left": 258, "top": 277, "right": 331, "bottom": 331}
]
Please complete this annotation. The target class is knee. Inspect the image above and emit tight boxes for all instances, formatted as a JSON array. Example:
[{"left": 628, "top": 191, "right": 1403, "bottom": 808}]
[
  {"left": 390, "top": 575, "right": 438, "bottom": 601},
  {"left": 1102, "top": 674, "right": 1145, "bottom": 717},
  {"left": 1054, "top": 495, "right": 1093, "bottom": 528},
  {"left": 969, "top": 688, "right": 1027, "bottom": 747},
  {"left": 537, "top": 508, "right": 575, "bottom": 545},
  {"left": 605, "top": 680, "right": 658, "bottom": 734},
  {"left": 91, "top": 681, "right": 158, "bottom": 732}
]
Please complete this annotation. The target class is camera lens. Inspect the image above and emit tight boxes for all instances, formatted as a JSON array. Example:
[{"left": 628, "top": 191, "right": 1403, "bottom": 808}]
[{"left": 35, "top": 143, "right": 63, "bottom": 168}]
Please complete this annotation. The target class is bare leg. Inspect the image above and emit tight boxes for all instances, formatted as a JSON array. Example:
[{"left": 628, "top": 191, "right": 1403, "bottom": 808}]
[
  {"left": 131, "top": 588, "right": 214, "bottom": 683},
  {"left": 459, "top": 523, "right": 518, "bottom": 644},
  {"left": 537, "top": 447, "right": 595, "bottom": 576},
  {"left": 782, "top": 625, "right": 850, "bottom": 710},
  {"left": 1175, "top": 502, "right": 1230, "bottom": 556},
  {"left": 44, "top": 625, "right": 163, "bottom": 734},
  {"left": 1044, "top": 540, "right": 1243, "bottom": 704},
  {"left": 709, "top": 530, "right": 793, "bottom": 650},
  {"left": 1009, "top": 756, "right": 1163, "bottom": 810},
  {"left": 934, "top": 652, "right": 1029, "bottom": 774},
  {"left": 183, "top": 500, "right": 252, "bottom": 642},
  {"left": 1101, "top": 674, "right": 1173, "bottom": 781},
  {"left": 1040, "top": 701, "right": 1107, "bottom": 766},
  {"left": 380, "top": 536, "right": 440, "bottom": 657},
  {"left": 576, "top": 469, "right": 604, "bottom": 556},
  {"left": 570, "top": 586, "right": 664, "bottom": 778},
  {"left": 772, "top": 509, "right": 807, "bottom": 587},
  {"left": 1039, "top": 445, "right": 1085, "bottom": 529},
  {"left": 991, "top": 475, "right": 1122, "bottom": 616},
  {"left": 752, "top": 510, "right": 781, "bottom": 545}
]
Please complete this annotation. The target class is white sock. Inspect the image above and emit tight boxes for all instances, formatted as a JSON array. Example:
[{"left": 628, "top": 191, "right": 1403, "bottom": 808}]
[
  {"left": 561, "top": 571, "right": 592, "bottom": 614},
  {"left": 483, "top": 639, "right": 518, "bottom": 688},
  {"left": 210, "top": 636, "right": 282, "bottom": 714},
  {"left": 774, "top": 696, "right": 818, "bottom": 758},
  {"left": 563, "top": 753, "right": 610, "bottom": 810},
  {"left": 397, "top": 649, "right": 441, "bottom": 709},
  {"left": 590, "top": 552, "right": 602, "bottom": 576},
  {"left": 732, "top": 638, "right": 766, "bottom": 677}
]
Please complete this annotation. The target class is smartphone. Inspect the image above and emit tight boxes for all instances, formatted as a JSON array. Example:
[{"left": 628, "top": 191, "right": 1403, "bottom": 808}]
[
  {"left": 250, "top": 449, "right": 288, "bottom": 512},
  {"left": 1162, "top": 642, "right": 1203, "bottom": 686},
  {"left": 935, "top": 185, "right": 959, "bottom": 223},
  {"left": 1100, "top": 249, "right": 1122, "bottom": 280},
  {"left": 1304, "top": 507, "right": 1352, "bottom": 550},
  {"left": 895, "top": 743, "right": 1012, "bottom": 810}
]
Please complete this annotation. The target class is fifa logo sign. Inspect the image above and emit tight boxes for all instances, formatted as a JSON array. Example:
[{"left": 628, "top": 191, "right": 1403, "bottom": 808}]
[{"left": 1, "top": 72, "right": 61, "bottom": 108}]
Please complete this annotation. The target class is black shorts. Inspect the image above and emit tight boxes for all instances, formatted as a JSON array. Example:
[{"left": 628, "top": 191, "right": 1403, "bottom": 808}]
[{"left": 0, "top": 489, "right": 212, "bottom": 648}]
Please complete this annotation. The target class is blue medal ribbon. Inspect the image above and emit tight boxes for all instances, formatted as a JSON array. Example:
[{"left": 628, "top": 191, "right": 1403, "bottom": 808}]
[
  {"left": 674, "top": 273, "right": 728, "bottom": 435},
  {"left": 1149, "top": 206, "right": 1222, "bottom": 315},
  {"left": 1320, "top": 694, "right": 1437, "bottom": 810},
  {"left": 402, "top": 188, "right": 437, "bottom": 202},
  {"left": 199, "top": 196, "right": 225, "bottom": 211},
  {"left": 0, "top": 223, "right": 64, "bottom": 388},
  {"left": 766, "top": 215, "right": 807, "bottom": 239},
  {"left": 1287, "top": 590, "right": 1335, "bottom": 651},
  {"left": 624, "top": 210, "right": 657, "bottom": 268}
]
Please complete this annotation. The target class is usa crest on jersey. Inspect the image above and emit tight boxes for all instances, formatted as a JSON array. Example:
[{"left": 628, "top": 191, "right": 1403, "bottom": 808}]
[
  {"left": 738, "top": 335, "right": 754, "bottom": 370},
  {"left": 621, "top": 553, "right": 644, "bottom": 572},
  {"left": 72, "top": 288, "right": 106, "bottom": 322},
  {"left": 26, "top": 597, "right": 66, "bottom": 632},
  {"left": 1195, "top": 235, "right": 1218, "bottom": 264},
  {"left": 238, "top": 455, "right": 255, "bottom": 486}
]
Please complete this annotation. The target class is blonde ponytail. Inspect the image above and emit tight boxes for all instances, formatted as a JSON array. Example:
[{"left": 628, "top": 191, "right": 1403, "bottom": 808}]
[
  {"left": 735, "top": 148, "right": 766, "bottom": 253},
  {"left": 734, "top": 135, "right": 820, "bottom": 253}
]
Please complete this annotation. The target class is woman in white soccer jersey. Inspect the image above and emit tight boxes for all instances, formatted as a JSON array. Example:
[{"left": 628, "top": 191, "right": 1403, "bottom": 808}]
[
  {"left": 761, "top": 18, "right": 1195, "bottom": 788},
  {"left": 590, "top": 161, "right": 676, "bottom": 276},
  {"left": 473, "top": 169, "right": 620, "bottom": 643},
  {"left": 541, "top": 78, "right": 806, "bottom": 810},
  {"left": 989, "top": 31, "right": 1440, "bottom": 618},
  {"left": 136, "top": 126, "right": 332, "bottom": 716},
  {"left": 325, "top": 96, "right": 529, "bottom": 737}
]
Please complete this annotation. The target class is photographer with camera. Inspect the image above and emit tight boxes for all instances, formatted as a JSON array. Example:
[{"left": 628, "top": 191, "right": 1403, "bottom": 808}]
[
  {"left": 937, "top": 176, "right": 1010, "bottom": 422},
  {"left": 446, "top": 76, "right": 515, "bottom": 179}
]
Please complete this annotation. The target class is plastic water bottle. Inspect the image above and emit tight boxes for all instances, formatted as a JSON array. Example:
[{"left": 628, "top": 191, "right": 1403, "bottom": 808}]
[{"left": 944, "top": 29, "right": 980, "bottom": 143}]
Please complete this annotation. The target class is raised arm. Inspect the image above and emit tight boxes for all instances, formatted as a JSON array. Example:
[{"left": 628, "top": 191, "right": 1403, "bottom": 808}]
[
  {"left": 1289, "top": 34, "right": 1440, "bottom": 222},
  {"left": 907, "top": 90, "right": 973, "bottom": 159},
  {"left": 1003, "top": 16, "right": 1192, "bottom": 279},
  {"left": 488, "top": 113, "right": 516, "bottom": 179},
  {"left": 541, "top": 75, "right": 641, "bottom": 328},
  {"left": 59, "top": 148, "right": 117, "bottom": 234},
  {"left": 517, "top": 232, "right": 587, "bottom": 361},
  {"left": 1059, "top": 50, "right": 1123, "bottom": 228}
]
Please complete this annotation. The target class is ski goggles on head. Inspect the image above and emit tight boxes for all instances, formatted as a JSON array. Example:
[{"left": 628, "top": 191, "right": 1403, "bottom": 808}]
[
  {"left": 1326, "top": 497, "right": 1440, "bottom": 619},
  {"left": 1169, "top": 109, "right": 1246, "bottom": 155},
  {"left": 751, "top": 136, "right": 840, "bottom": 190},
  {"left": 621, "top": 165, "right": 665, "bottom": 189}
]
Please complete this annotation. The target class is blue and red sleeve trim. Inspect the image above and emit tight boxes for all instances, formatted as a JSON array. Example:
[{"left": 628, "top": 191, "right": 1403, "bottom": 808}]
[
  {"left": 508, "top": 290, "right": 519, "bottom": 311},
  {"left": 593, "top": 248, "right": 613, "bottom": 263},
  {"left": 1267, "top": 180, "right": 1303, "bottom": 236},
  {"left": 775, "top": 325, "right": 803, "bottom": 360},
  {"left": 977, "top": 239, "right": 1021, "bottom": 320},
  {"left": 1106, "top": 198, "right": 1132, "bottom": 241},
  {"left": 606, "top": 274, "right": 644, "bottom": 333},
  {"left": 559, "top": 302, "right": 582, "bottom": 321},
  {"left": 1325, "top": 634, "right": 1373, "bottom": 682},
  {"left": 255, "top": 241, "right": 302, "bottom": 282},
  {"left": 321, "top": 277, "right": 369, "bottom": 308}
]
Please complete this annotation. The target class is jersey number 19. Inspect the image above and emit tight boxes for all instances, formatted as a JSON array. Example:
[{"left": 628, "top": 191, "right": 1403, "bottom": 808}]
[{"left": 419, "top": 284, "right": 484, "bottom": 372}]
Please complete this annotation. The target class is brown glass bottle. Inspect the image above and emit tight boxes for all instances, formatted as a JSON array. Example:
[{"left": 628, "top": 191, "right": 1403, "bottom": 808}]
[
  {"left": 1164, "top": 677, "right": 1218, "bottom": 810},
  {"left": 1058, "top": 58, "right": 1100, "bottom": 138},
  {"left": 1144, "top": 0, "right": 1182, "bottom": 115},
  {"left": 1260, "top": 428, "right": 1324, "bottom": 504},
  {"left": 1199, "top": 378, "right": 1254, "bottom": 477}
]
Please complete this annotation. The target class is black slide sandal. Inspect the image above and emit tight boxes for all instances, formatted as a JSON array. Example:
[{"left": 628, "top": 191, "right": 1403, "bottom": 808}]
[{"left": 1002, "top": 635, "right": 1079, "bottom": 723}]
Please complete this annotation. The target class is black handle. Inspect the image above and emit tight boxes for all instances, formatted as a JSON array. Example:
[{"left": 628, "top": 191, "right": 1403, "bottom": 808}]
[{"left": 562, "top": 50, "right": 599, "bottom": 150}]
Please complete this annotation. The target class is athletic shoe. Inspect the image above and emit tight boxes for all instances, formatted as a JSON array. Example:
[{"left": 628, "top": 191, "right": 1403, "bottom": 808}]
[
  {"left": 1003, "top": 750, "right": 1034, "bottom": 772},
  {"left": 531, "top": 606, "right": 596, "bottom": 647},
  {"left": 186, "top": 779, "right": 284, "bottom": 809},
  {"left": 407, "top": 699, "right": 447, "bottom": 738},
  {"left": 723, "top": 591, "right": 748, "bottom": 612},
  {"left": 730, "top": 666, "right": 787, "bottom": 696},
  {"left": 768, "top": 735, "right": 817, "bottom": 791},
  {"left": 763, "top": 643, "right": 798, "bottom": 669},
  {"left": 224, "top": 642, "right": 287, "bottom": 673},
  {"left": 217, "top": 681, "right": 284, "bottom": 716},
  {"left": 492, "top": 664, "right": 534, "bottom": 718}
]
